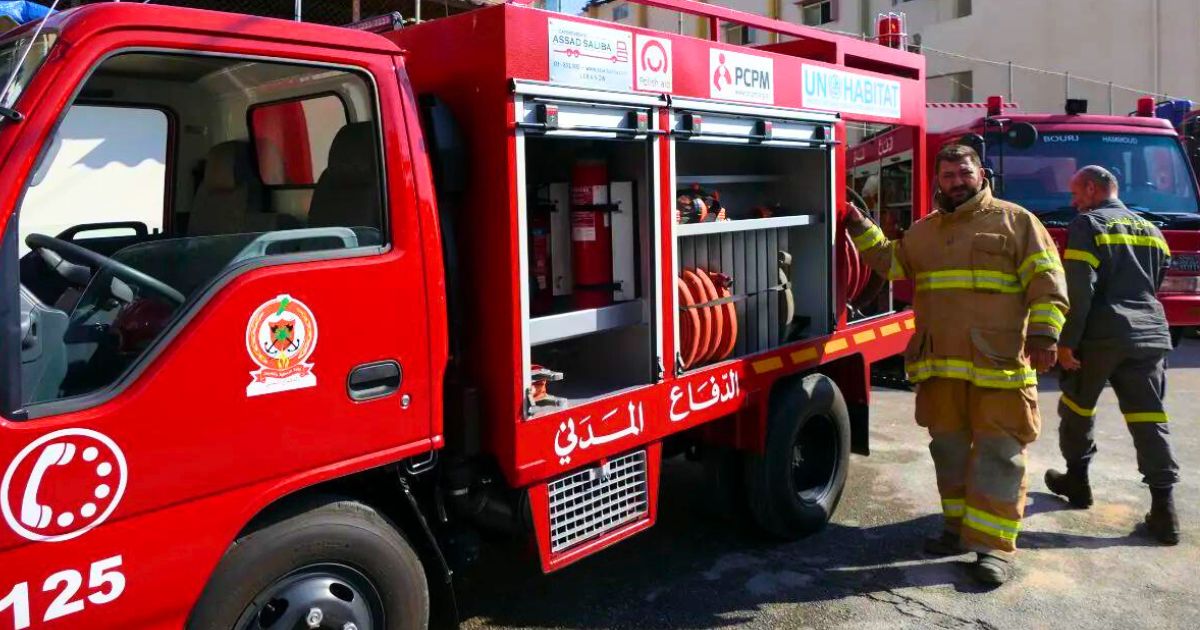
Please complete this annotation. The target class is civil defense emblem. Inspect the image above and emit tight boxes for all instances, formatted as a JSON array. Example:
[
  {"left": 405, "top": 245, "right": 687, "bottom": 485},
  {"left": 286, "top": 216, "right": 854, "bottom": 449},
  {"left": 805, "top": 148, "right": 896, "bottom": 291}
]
[{"left": 245, "top": 294, "right": 318, "bottom": 397}]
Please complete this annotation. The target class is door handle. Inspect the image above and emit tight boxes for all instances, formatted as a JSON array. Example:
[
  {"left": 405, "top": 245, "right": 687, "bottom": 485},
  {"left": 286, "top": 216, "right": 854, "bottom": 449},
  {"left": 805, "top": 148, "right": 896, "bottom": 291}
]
[{"left": 347, "top": 360, "right": 402, "bottom": 401}]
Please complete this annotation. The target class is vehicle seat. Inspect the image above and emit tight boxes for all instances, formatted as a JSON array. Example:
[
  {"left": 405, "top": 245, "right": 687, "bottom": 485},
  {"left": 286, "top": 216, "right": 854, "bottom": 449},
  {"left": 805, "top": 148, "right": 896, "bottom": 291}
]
[
  {"left": 188, "top": 140, "right": 270, "bottom": 236},
  {"left": 307, "top": 123, "right": 382, "bottom": 236}
]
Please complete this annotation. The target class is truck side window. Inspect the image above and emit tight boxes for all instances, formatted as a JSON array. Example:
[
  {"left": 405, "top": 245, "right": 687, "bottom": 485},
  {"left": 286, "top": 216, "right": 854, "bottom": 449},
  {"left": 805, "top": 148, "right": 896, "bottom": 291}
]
[
  {"left": 10, "top": 51, "right": 387, "bottom": 412},
  {"left": 252, "top": 94, "right": 349, "bottom": 186}
]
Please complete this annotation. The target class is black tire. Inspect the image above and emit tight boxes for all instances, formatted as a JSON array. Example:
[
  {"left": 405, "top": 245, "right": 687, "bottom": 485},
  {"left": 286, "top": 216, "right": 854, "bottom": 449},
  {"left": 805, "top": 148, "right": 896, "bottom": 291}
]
[
  {"left": 189, "top": 496, "right": 429, "bottom": 630},
  {"left": 1171, "top": 326, "right": 1184, "bottom": 349},
  {"left": 744, "top": 373, "right": 852, "bottom": 540}
]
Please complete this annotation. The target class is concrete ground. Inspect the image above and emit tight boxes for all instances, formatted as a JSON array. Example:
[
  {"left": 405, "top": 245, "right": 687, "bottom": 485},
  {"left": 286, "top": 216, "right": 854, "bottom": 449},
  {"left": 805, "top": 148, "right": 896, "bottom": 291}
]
[{"left": 457, "top": 339, "right": 1200, "bottom": 630}]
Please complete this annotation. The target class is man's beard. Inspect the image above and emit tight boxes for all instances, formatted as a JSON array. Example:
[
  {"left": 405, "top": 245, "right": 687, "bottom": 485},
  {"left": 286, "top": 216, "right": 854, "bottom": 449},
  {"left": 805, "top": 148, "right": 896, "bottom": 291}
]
[{"left": 943, "top": 183, "right": 980, "bottom": 207}]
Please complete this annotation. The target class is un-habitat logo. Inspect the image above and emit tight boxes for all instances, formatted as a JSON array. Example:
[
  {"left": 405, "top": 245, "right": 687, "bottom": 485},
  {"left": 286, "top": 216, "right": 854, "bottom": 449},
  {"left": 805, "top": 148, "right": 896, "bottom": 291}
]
[{"left": 802, "top": 65, "right": 901, "bottom": 119}]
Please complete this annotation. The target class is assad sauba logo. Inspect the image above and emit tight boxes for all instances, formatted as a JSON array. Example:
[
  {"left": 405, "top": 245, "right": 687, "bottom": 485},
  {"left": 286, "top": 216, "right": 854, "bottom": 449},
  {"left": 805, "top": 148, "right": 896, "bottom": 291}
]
[{"left": 246, "top": 294, "right": 318, "bottom": 397}]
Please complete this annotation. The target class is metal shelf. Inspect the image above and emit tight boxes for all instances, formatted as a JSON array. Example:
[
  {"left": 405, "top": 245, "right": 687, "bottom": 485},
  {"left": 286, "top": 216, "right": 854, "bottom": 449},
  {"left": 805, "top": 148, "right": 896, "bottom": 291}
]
[
  {"left": 676, "top": 214, "right": 817, "bottom": 237},
  {"left": 529, "top": 300, "right": 646, "bottom": 346},
  {"left": 677, "top": 175, "right": 783, "bottom": 185}
]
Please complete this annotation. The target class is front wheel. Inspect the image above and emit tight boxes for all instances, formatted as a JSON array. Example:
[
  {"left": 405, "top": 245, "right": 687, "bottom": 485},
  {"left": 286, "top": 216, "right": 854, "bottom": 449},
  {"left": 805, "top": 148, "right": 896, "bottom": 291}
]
[
  {"left": 744, "top": 373, "right": 852, "bottom": 540},
  {"left": 189, "top": 496, "right": 429, "bottom": 630}
]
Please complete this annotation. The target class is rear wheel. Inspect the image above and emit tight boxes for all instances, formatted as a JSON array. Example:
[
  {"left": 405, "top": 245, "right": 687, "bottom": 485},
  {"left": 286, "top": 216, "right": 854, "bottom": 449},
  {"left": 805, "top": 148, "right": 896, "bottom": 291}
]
[
  {"left": 189, "top": 496, "right": 429, "bottom": 630},
  {"left": 744, "top": 373, "right": 851, "bottom": 540}
]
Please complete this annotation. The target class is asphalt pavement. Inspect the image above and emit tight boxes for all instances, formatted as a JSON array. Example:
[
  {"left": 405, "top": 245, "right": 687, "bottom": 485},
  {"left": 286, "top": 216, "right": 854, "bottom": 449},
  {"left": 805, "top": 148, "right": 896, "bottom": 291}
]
[{"left": 457, "top": 338, "right": 1200, "bottom": 629}]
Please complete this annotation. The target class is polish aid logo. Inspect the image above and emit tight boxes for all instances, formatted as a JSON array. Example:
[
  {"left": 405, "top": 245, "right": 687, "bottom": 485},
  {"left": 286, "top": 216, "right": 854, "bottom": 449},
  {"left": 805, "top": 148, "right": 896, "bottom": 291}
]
[
  {"left": 2, "top": 429, "right": 128, "bottom": 542},
  {"left": 635, "top": 35, "right": 672, "bottom": 92},
  {"left": 709, "top": 48, "right": 774, "bottom": 104},
  {"left": 246, "top": 294, "right": 318, "bottom": 397}
]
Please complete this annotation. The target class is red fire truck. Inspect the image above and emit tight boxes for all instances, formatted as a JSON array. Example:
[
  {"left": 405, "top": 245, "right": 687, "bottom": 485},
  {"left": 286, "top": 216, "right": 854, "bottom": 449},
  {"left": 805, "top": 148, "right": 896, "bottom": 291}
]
[
  {"left": 928, "top": 98, "right": 1200, "bottom": 345},
  {"left": 0, "top": 1, "right": 926, "bottom": 627},
  {"left": 846, "top": 124, "right": 918, "bottom": 315}
]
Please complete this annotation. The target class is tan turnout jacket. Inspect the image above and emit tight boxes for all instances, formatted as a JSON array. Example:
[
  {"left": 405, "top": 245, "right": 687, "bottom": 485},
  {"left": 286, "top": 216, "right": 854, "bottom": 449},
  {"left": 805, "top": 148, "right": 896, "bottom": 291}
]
[{"left": 849, "top": 182, "right": 1069, "bottom": 388}]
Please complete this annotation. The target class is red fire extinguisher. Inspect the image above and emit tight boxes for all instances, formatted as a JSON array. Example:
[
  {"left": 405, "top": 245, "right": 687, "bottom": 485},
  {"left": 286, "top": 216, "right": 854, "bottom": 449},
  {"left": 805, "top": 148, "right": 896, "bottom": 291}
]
[
  {"left": 570, "top": 158, "right": 614, "bottom": 309},
  {"left": 529, "top": 196, "right": 554, "bottom": 316}
]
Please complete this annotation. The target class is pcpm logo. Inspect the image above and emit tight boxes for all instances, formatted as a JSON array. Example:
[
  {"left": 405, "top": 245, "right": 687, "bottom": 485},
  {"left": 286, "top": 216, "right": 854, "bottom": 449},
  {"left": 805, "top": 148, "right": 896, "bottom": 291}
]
[{"left": 708, "top": 48, "right": 774, "bottom": 105}]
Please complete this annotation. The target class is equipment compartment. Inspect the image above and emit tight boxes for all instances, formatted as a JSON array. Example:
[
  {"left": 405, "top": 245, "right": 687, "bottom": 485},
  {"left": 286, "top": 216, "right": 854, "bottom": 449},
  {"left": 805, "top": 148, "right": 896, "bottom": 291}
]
[
  {"left": 673, "top": 140, "right": 832, "bottom": 369},
  {"left": 521, "top": 132, "right": 659, "bottom": 414}
]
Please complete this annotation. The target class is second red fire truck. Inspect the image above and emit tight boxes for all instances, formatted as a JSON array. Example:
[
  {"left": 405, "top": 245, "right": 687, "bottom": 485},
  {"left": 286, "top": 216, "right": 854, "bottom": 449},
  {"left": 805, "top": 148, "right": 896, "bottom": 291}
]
[{"left": 927, "top": 97, "right": 1200, "bottom": 345}]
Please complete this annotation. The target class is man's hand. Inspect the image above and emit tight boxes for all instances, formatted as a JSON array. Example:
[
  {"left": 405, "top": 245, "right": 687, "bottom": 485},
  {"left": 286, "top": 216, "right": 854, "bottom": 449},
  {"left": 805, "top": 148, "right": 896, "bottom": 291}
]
[
  {"left": 843, "top": 202, "right": 868, "bottom": 228},
  {"left": 1029, "top": 345, "right": 1057, "bottom": 374},
  {"left": 1058, "top": 346, "right": 1082, "bottom": 371}
]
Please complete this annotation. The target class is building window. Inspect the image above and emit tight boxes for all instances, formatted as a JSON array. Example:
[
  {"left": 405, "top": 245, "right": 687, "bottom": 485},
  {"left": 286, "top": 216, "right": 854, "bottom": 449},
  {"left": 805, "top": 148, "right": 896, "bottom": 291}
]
[
  {"left": 929, "top": 71, "right": 974, "bottom": 103},
  {"left": 724, "top": 24, "right": 756, "bottom": 44},
  {"left": 612, "top": 4, "right": 629, "bottom": 21},
  {"left": 800, "top": 0, "right": 837, "bottom": 26},
  {"left": 955, "top": 0, "right": 972, "bottom": 18}
]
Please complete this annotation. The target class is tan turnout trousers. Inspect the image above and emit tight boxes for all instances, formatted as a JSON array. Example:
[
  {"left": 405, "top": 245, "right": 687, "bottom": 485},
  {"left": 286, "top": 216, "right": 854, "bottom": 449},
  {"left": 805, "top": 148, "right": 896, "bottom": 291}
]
[{"left": 917, "top": 378, "right": 1040, "bottom": 557}]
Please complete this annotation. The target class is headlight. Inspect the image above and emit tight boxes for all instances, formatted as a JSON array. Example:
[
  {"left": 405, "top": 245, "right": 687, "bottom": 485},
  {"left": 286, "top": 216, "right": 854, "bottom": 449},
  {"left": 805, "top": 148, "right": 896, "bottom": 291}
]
[{"left": 1161, "top": 276, "right": 1200, "bottom": 293}]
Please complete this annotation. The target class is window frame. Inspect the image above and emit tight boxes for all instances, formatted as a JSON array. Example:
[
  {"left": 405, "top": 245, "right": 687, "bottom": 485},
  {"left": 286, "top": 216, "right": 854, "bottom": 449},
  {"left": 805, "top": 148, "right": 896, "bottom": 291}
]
[
  {"left": 52, "top": 100, "right": 179, "bottom": 237},
  {"left": 5, "top": 47, "right": 393, "bottom": 421},
  {"left": 246, "top": 90, "right": 353, "bottom": 190},
  {"left": 799, "top": 0, "right": 837, "bottom": 26}
]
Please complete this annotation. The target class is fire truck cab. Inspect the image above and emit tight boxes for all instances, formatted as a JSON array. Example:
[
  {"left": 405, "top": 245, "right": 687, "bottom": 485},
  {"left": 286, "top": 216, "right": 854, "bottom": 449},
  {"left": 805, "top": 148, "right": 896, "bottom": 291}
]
[
  {"left": 927, "top": 97, "right": 1200, "bottom": 345},
  {"left": 0, "top": 2, "right": 925, "bottom": 628}
]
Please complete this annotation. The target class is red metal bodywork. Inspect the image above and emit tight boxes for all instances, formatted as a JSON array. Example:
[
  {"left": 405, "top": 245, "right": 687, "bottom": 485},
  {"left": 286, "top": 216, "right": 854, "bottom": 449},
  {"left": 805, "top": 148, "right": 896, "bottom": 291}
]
[
  {"left": 393, "top": 2, "right": 925, "bottom": 571},
  {"left": 0, "top": 0, "right": 926, "bottom": 624},
  {"left": 927, "top": 107, "right": 1200, "bottom": 328}
]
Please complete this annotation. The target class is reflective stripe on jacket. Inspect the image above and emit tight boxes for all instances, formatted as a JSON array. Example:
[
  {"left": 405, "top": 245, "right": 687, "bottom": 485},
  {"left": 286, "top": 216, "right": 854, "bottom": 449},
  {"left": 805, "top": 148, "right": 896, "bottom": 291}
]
[
  {"left": 1060, "top": 199, "right": 1172, "bottom": 351},
  {"left": 850, "top": 182, "right": 1069, "bottom": 388}
]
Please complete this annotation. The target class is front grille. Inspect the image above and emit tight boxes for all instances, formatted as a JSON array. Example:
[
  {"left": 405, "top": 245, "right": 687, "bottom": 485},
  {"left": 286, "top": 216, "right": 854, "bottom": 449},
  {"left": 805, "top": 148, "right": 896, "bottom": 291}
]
[{"left": 548, "top": 450, "right": 649, "bottom": 552}]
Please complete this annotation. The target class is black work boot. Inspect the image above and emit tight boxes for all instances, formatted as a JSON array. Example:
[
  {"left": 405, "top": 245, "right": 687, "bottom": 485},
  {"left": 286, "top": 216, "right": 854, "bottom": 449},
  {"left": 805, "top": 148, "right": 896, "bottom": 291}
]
[
  {"left": 972, "top": 552, "right": 1013, "bottom": 586},
  {"left": 1045, "top": 465, "right": 1093, "bottom": 509},
  {"left": 923, "top": 531, "right": 964, "bottom": 556},
  {"left": 1144, "top": 487, "right": 1180, "bottom": 545}
]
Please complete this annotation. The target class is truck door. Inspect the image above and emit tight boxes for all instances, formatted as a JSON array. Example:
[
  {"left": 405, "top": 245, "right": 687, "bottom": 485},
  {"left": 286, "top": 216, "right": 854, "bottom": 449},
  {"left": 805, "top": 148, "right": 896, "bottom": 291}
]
[{"left": 0, "top": 29, "right": 435, "bottom": 627}]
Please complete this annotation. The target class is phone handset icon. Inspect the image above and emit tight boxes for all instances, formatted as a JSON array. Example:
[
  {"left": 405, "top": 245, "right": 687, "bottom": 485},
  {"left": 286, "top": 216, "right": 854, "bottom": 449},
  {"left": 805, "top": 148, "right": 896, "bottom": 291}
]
[{"left": 20, "top": 441, "right": 76, "bottom": 529}]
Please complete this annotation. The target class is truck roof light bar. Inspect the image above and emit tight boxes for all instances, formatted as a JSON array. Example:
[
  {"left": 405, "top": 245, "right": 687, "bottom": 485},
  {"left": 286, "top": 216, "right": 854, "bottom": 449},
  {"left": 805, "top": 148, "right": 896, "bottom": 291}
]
[
  {"left": 1066, "top": 98, "right": 1089, "bottom": 116},
  {"left": 986, "top": 95, "right": 1003, "bottom": 117},
  {"left": 1136, "top": 96, "right": 1155, "bottom": 117},
  {"left": 875, "top": 12, "right": 907, "bottom": 49},
  {"left": 345, "top": 11, "right": 404, "bottom": 33}
]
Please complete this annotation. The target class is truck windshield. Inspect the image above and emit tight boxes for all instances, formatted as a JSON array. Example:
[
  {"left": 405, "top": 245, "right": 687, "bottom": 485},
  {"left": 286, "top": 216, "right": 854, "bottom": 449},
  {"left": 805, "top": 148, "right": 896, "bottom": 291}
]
[
  {"left": 985, "top": 131, "right": 1200, "bottom": 220},
  {"left": 0, "top": 31, "right": 55, "bottom": 110}
]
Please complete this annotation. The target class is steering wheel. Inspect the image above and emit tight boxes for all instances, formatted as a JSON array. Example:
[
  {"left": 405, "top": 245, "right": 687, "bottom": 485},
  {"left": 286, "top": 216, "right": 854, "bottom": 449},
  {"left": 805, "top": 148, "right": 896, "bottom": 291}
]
[{"left": 26, "top": 233, "right": 185, "bottom": 305}]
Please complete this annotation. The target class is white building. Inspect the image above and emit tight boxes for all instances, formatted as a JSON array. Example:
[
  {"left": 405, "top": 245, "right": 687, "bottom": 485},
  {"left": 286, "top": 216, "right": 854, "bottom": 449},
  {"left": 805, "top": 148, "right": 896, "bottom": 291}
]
[{"left": 585, "top": 0, "right": 1200, "bottom": 115}]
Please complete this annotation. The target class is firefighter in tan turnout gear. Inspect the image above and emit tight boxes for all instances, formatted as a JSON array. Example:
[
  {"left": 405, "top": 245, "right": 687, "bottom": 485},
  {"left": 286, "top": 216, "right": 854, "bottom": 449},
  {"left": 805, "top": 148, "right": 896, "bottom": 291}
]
[{"left": 844, "top": 144, "right": 1069, "bottom": 585}]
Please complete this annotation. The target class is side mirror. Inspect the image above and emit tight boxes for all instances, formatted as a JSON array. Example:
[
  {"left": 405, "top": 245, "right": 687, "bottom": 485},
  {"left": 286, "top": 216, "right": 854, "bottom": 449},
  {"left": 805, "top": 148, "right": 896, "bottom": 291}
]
[
  {"left": 958, "top": 133, "right": 986, "bottom": 158},
  {"left": 1006, "top": 122, "right": 1038, "bottom": 150}
]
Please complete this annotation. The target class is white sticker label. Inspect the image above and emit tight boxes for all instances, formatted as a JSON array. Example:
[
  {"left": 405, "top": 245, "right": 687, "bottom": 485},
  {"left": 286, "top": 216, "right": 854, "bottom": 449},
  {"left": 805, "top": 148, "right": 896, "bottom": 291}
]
[
  {"left": 548, "top": 18, "right": 633, "bottom": 92},
  {"left": 802, "top": 65, "right": 901, "bottom": 119},
  {"left": 246, "top": 294, "right": 318, "bottom": 397},
  {"left": 635, "top": 35, "right": 672, "bottom": 93},
  {"left": 710, "top": 48, "right": 774, "bottom": 105},
  {"left": 572, "top": 212, "right": 597, "bottom": 242}
]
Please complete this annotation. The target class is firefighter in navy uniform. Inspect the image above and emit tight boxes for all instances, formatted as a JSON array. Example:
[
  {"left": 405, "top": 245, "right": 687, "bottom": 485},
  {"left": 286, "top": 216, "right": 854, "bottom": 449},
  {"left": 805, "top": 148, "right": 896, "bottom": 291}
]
[
  {"left": 1045, "top": 166, "right": 1181, "bottom": 545},
  {"left": 845, "top": 144, "right": 1069, "bottom": 585}
]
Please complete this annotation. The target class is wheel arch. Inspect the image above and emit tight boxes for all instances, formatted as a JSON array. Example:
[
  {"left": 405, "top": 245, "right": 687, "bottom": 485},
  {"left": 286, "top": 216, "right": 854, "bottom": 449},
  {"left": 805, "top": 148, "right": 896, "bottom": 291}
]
[{"left": 190, "top": 466, "right": 458, "bottom": 629}]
